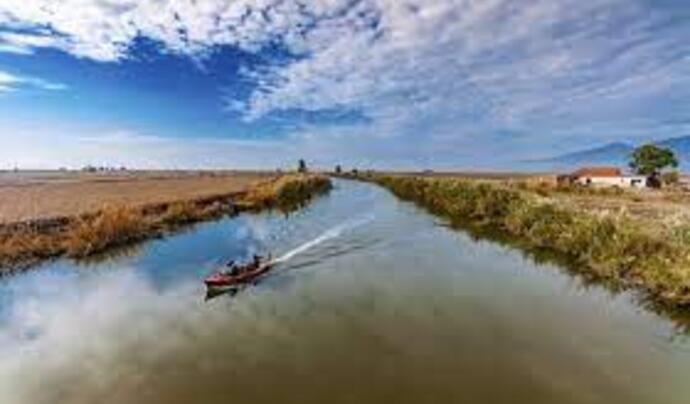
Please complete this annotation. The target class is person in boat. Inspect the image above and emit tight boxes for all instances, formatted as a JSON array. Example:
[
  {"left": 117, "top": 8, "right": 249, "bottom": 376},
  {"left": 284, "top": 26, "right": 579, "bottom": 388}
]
[
  {"left": 220, "top": 255, "right": 263, "bottom": 277},
  {"left": 223, "top": 260, "right": 244, "bottom": 276}
]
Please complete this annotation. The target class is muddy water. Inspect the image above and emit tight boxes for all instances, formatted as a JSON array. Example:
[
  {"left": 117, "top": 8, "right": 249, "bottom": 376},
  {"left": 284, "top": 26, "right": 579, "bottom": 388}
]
[{"left": 1, "top": 179, "right": 689, "bottom": 404}]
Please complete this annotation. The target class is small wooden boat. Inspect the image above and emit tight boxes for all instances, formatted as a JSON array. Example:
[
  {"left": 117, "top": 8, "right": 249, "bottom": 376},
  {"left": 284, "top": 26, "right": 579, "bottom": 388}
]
[{"left": 204, "top": 255, "right": 273, "bottom": 289}]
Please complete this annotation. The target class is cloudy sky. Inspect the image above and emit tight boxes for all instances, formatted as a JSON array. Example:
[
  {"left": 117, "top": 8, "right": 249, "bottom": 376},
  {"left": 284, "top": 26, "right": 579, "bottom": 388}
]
[{"left": 0, "top": 0, "right": 687, "bottom": 170}]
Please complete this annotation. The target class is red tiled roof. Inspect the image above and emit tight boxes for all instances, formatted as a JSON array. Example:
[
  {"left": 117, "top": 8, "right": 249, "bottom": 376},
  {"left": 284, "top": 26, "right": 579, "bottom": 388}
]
[{"left": 572, "top": 166, "right": 622, "bottom": 177}]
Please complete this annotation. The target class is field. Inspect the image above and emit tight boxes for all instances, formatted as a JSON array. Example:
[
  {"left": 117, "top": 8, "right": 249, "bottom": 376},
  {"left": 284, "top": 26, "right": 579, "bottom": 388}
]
[
  {"left": 0, "top": 170, "right": 272, "bottom": 224},
  {"left": 0, "top": 171, "right": 331, "bottom": 270}
]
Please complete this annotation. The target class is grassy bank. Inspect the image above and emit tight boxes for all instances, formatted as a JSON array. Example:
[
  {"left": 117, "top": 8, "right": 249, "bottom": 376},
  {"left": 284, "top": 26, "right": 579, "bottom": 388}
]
[
  {"left": 240, "top": 174, "right": 333, "bottom": 211},
  {"left": 368, "top": 175, "right": 690, "bottom": 308},
  {"left": 0, "top": 174, "right": 331, "bottom": 271}
]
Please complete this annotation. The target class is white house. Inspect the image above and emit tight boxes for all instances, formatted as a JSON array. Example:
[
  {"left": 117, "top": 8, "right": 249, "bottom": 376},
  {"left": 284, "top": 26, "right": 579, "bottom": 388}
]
[{"left": 569, "top": 167, "right": 647, "bottom": 188}]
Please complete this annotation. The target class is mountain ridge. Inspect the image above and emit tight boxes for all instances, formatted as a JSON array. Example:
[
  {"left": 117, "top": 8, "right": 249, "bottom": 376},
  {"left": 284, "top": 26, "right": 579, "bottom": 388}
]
[{"left": 533, "top": 135, "right": 690, "bottom": 170}]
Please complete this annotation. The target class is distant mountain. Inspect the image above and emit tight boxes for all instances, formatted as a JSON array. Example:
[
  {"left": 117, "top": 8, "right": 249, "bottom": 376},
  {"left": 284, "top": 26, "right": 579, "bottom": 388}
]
[
  {"left": 540, "top": 142, "right": 633, "bottom": 166},
  {"left": 659, "top": 136, "right": 690, "bottom": 157},
  {"left": 533, "top": 135, "right": 690, "bottom": 170}
]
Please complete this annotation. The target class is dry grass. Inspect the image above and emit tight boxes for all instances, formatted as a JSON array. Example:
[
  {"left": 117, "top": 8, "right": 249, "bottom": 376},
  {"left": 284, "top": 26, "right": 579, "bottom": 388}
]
[
  {"left": 160, "top": 201, "right": 199, "bottom": 225},
  {"left": 507, "top": 179, "right": 690, "bottom": 239},
  {"left": 0, "top": 171, "right": 272, "bottom": 224},
  {"left": 241, "top": 174, "right": 332, "bottom": 211},
  {"left": 370, "top": 175, "right": 690, "bottom": 308},
  {"left": 0, "top": 232, "right": 63, "bottom": 268},
  {"left": 64, "top": 205, "right": 150, "bottom": 258},
  {"left": 0, "top": 173, "right": 332, "bottom": 271}
]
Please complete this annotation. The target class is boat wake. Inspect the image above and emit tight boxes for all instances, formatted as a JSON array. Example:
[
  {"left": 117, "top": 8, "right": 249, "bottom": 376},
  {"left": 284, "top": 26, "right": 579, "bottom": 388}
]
[{"left": 271, "top": 215, "right": 373, "bottom": 265}]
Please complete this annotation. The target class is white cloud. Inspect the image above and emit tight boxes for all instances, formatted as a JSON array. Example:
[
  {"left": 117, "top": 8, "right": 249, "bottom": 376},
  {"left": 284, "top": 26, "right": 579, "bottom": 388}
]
[
  {"left": 0, "top": 69, "right": 20, "bottom": 85},
  {"left": 0, "top": 69, "right": 66, "bottom": 92},
  {"left": 0, "top": 0, "right": 687, "bottom": 165},
  {"left": 0, "top": 0, "right": 358, "bottom": 61},
  {"left": 0, "top": 30, "right": 66, "bottom": 55},
  {"left": 242, "top": 0, "right": 688, "bottom": 137},
  {"left": 0, "top": 42, "right": 32, "bottom": 55}
]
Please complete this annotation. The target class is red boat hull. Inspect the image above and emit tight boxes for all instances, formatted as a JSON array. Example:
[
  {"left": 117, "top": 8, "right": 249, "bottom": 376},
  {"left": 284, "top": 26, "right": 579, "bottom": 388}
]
[{"left": 204, "top": 263, "right": 272, "bottom": 288}]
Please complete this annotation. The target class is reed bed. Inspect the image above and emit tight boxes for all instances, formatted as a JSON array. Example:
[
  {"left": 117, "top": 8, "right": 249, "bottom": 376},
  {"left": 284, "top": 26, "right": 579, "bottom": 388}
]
[
  {"left": 241, "top": 174, "right": 332, "bottom": 210},
  {"left": 65, "top": 205, "right": 150, "bottom": 258},
  {"left": 0, "top": 174, "right": 331, "bottom": 271},
  {"left": 373, "top": 175, "right": 690, "bottom": 308}
]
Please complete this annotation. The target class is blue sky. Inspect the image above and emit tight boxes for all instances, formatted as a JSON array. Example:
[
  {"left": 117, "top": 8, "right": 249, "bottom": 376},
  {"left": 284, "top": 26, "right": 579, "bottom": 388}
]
[{"left": 0, "top": 0, "right": 687, "bottom": 170}]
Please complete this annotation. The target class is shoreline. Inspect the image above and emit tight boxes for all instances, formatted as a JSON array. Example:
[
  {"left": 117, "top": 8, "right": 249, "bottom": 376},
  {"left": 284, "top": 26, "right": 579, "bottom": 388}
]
[
  {"left": 345, "top": 173, "right": 690, "bottom": 310},
  {"left": 0, "top": 174, "right": 332, "bottom": 273}
]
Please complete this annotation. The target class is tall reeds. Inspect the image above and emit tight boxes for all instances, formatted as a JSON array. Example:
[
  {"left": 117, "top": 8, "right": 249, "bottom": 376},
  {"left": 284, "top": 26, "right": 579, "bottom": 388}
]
[
  {"left": 374, "top": 176, "right": 690, "bottom": 308},
  {"left": 0, "top": 174, "right": 332, "bottom": 271},
  {"left": 64, "top": 205, "right": 150, "bottom": 258},
  {"left": 241, "top": 174, "right": 332, "bottom": 211}
]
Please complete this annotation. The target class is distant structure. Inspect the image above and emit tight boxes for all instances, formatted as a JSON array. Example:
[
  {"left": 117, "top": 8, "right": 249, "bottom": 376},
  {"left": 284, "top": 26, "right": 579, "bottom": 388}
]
[
  {"left": 297, "top": 159, "right": 308, "bottom": 173},
  {"left": 561, "top": 166, "right": 647, "bottom": 188}
]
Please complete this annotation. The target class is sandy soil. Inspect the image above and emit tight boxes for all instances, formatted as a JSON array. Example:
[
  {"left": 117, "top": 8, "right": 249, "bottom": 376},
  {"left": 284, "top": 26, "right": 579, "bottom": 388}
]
[{"left": 0, "top": 171, "right": 274, "bottom": 224}]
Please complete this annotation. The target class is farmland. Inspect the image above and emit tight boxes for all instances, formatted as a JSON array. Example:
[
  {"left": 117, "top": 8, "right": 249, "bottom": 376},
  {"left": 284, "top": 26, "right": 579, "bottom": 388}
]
[{"left": 0, "top": 171, "right": 331, "bottom": 270}]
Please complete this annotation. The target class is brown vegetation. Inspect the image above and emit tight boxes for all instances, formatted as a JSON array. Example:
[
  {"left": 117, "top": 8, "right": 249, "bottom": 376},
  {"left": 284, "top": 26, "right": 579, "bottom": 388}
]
[
  {"left": 0, "top": 174, "right": 331, "bottom": 272},
  {"left": 366, "top": 174, "right": 690, "bottom": 308},
  {"left": 241, "top": 174, "right": 332, "bottom": 210},
  {"left": 0, "top": 171, "right": 271, "bottom": 224},
  {"left": 508, "top": 178, "right": 690, "bottom": 233},
  {"left": 64, "top": 205, "right": 149, "bottom": 258}
]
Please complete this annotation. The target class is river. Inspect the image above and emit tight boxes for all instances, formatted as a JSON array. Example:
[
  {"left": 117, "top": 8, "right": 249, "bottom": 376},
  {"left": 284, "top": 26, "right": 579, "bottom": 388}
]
[{"left": 1, "top": 179, "right": 689, "bottom": 403}]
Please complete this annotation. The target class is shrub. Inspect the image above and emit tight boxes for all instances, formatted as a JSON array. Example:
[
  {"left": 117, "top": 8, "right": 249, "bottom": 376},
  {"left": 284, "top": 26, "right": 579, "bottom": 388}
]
[
  {"left": 0, "top": 231, "right": 63, "bottom": 268},
  {"left": 64, "top": 205, "right": 148, "bottom": 257},
  {"left": 242, "top": 174, "right": 331, "bottom": 211},
  {"left": 662, "top": 171, "right": 679, "bottom": 185},
  {"left": 161, "top": 201, "right": 198, "bottom": 225}
]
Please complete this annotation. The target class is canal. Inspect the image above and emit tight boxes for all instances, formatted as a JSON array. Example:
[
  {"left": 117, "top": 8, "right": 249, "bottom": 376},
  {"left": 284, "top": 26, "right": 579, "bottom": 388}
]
[{"left": 1, "top": 179, "right": 689, "bottom": 403}]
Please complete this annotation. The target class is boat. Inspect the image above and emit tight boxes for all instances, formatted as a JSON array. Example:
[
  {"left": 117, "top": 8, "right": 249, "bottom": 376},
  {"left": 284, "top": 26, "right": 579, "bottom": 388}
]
[{"left": 204, "top": 255, "right": 273, "bottom": 289}]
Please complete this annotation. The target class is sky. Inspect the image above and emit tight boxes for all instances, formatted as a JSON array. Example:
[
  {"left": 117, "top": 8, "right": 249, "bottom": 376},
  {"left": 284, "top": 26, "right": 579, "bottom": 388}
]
[{"left": 0, "top": 0, "right": 687, "bottom": 170}]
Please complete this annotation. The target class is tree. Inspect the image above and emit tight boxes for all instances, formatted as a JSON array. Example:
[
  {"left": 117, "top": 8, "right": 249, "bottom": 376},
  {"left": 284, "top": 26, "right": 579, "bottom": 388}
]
[
  {"left": 662, "top": 171, "right": 679, "bottom": 186},
  {"left": 334, "top": 165, "right": 342, "bottom": 174},
  {"left": 297, "top": 159, "right": 308, "bottom": 173},
  {"left": 629, "top": 144, "right": 678, "bottom": 188}
]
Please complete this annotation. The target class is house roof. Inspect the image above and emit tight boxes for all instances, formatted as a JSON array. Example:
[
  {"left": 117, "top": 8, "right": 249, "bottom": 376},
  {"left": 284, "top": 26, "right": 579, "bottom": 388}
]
[{"left": 572, "top": 166, "right": 622, "bottom": 177}]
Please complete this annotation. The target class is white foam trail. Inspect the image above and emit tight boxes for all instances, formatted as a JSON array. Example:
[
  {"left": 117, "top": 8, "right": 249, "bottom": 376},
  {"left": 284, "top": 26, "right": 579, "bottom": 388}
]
[{"left": 271, "top": 215, "right": 373, "bottom": 264}]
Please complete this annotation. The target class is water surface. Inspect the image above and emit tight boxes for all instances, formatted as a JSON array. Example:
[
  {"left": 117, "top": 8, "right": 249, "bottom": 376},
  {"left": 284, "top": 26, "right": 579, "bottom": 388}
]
[{"left": 1, "top": 179, "right": 689, "bottom": 404}]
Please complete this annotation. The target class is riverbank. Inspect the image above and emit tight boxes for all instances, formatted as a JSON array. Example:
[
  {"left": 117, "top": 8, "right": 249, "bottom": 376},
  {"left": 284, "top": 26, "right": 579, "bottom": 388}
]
[
  {"left": 358, "top": 174, "right": 690, "bottom": 309},
  {"left": 0, "top": 170, "right": 272, "bottom": 224},
  {"left": 5, "top": 177, "right": 690, "bottom": 404},
  {"left": 0, "top": 173, "right": 331, "bottom": 272}
]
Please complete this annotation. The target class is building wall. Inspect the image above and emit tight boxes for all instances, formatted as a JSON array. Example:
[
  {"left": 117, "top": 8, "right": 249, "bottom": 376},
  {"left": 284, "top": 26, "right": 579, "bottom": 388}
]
[{"left": 575, "top": 176, "right": 647, "bottom": 188}]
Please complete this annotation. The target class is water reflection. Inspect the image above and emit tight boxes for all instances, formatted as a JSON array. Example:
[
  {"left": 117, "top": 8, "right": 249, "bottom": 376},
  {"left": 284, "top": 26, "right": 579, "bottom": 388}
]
[
  {"left": 1, "top": 180, "right": 690, "bottom": 404},
  {"left": 204, "top": 285, "right": 241, "bottom": 301}
]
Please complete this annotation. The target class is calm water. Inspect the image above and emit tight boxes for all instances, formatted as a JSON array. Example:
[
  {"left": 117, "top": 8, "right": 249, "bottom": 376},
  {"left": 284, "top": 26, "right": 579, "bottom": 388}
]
[{"left": 1, "top": 179, "right": 689, "bottom": 404}]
